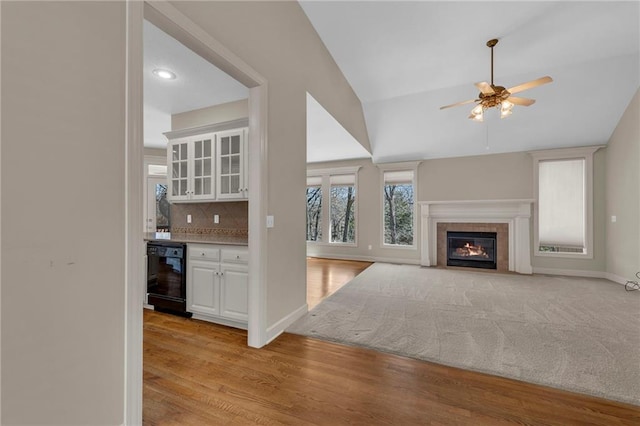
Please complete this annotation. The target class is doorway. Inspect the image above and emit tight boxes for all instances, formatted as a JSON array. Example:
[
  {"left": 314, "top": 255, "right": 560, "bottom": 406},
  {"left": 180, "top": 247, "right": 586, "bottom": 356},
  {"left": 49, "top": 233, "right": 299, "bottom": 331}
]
[{"left": 126, "top": 2, "right": 269, "bottom": 423}]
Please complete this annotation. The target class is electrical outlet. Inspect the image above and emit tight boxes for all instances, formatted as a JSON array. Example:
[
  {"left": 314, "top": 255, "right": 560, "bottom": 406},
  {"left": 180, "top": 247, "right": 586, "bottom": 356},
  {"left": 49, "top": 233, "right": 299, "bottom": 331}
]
[
  {"left": 266, "top": 215, "right": 275, "bottom": 228},
  {"left": 187, "top": 214, "right": 192, "bottom": 224},
  {"left": 611, "top": 215, "right": 617, "bottom": 223},
  {"left": 368, "top": 245, "right": 372, "bottom": 250},
  {"left": 214, "top": 214, "right": 219, "bottom": 224}
]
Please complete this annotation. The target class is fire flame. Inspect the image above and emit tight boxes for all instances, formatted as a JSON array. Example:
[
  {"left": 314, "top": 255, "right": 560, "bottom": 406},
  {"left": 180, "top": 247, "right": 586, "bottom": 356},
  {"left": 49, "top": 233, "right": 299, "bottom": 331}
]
[{"left": 455, "top": 242, "right": 489, "bottom": 258}]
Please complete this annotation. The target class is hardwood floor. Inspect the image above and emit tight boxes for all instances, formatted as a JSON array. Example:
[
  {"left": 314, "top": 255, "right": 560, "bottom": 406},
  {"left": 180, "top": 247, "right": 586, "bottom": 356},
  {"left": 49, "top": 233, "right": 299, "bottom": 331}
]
[
  {"left": 306, "top": 257, "right": 373, "bottom": 309},
  {"left": 144, "top": 258, "right": 640, "bottom": 425}
]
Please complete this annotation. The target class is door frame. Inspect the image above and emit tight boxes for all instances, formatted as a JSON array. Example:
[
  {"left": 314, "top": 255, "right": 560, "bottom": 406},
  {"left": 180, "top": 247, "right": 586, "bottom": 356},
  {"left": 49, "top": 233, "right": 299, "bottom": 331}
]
[{"left": 125, "top": 1, "right": 269, "bottom": 424}]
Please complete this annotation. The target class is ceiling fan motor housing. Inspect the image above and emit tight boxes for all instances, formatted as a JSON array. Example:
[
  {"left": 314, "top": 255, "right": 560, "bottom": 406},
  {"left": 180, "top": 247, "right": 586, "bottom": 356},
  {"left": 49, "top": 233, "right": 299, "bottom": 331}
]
[{"left": 478, "top": 86, "right": 511, "bottom": 108}]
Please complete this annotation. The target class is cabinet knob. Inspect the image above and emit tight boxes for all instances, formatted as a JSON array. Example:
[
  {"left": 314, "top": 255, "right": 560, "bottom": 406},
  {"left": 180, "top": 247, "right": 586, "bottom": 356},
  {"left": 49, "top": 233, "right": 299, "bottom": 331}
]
[
  {"left": 201, "top": 252, "right": 205, "bottom": 256},
  {"left": 236, "top": 255, "right": 240, "bottom": 259}
]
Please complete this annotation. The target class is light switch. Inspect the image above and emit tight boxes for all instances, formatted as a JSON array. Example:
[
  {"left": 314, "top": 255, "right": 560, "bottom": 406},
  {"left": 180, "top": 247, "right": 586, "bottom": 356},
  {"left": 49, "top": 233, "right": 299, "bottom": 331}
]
[
  {"left": 266, "top": 215, "right": 275, "bottom": 228},
  {"left": 611, "top": 215, "right": 617, "bottom": 223},
  {"left": 187, "top": 214, "right": 192, "bottom": 224},
  {"left": 214, "top": 214, "right": 219, "bottom": 224}
]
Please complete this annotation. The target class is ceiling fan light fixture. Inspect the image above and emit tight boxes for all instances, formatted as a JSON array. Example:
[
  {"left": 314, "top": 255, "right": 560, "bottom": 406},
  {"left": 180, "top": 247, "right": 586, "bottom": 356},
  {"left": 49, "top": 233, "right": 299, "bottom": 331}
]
[
  {"left": 471, "top": 104, "right": 484, "bottom": 116},
  {"left": 500, "top": 100, "right": 514, "bottom": 118},
  {"left": 469, "top": 110, "right": 484, "bottom": 122}
]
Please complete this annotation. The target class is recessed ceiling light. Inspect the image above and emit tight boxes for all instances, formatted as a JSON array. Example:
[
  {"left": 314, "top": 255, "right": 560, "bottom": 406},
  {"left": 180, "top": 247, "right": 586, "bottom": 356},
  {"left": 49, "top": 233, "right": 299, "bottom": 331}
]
[{"left": 152, "top": 69, "right": 176, "bottom": 80}]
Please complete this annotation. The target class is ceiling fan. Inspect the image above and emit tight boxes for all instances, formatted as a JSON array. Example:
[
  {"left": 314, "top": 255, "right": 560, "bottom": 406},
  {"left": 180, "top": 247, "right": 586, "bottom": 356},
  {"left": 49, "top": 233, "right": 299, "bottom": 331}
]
[{"left": 440, "top": 38, "right": 553, "bottom": 122}]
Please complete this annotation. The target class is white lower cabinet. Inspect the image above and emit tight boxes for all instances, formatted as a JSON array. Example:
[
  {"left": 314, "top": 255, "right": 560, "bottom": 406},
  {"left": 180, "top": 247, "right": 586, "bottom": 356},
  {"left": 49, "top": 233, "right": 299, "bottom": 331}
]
[{"left": 187, "top": 244, "right": 248, "bottom": 329}]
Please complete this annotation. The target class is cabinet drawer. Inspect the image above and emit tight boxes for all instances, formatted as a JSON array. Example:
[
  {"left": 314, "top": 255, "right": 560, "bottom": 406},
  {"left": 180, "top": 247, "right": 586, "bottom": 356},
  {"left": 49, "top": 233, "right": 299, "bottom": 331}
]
[
  {"left": 221, "top": 248, "right": 249, "bottom": 264},
  {"left": 189, "top": 245, "right": 220, "bottom": 261}
]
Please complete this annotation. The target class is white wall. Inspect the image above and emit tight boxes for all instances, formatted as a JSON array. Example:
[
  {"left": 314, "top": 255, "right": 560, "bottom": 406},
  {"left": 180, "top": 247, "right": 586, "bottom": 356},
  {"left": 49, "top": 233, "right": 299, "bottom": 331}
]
[
  {"left": 1, "top": 2, "right": 125, "bottom": 424},
  {"left": 172, "top": 98, "right": 248, "bottom": 131},
  {"left": 168, "top": 1, "right": 370, "bottom": 329},
  {"left": 606, "top": 89, "right": 640, "bottom": 280}
]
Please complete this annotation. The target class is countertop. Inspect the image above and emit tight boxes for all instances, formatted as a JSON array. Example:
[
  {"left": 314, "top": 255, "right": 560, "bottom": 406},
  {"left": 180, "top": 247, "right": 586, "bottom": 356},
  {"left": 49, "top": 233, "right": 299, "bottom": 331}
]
[{"left": 144, "top": 232, "right": 248, "bottom": 246}]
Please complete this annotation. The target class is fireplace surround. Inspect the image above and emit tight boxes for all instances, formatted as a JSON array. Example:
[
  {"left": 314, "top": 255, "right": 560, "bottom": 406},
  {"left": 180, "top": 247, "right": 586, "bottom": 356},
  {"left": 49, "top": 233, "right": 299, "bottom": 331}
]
[{"left": 419, "top": 200, "right": 533, "bottom": 274}]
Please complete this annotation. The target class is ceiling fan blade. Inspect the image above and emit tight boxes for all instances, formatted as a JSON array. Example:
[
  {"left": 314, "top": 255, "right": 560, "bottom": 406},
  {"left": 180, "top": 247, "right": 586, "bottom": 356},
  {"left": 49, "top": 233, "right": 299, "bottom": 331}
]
[
  {"left": 475, "top": 81, "right": 495, "bottom": 95},
  {"left": 507, "top": 96, "right": 536, "bottom": 106},
  {"left": 507, "top": 76, "right": 553, "bottom": 94},
  {"left": 439, "top": 99, "right": 477, "bottom": 110}
]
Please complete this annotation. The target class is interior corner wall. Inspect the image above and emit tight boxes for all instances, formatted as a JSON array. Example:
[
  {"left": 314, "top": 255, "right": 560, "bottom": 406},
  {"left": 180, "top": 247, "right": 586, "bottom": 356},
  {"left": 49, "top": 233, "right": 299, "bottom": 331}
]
[
  {"left": 171, "top": 98, "right": 249, "bottom": 131},
  {"left": 1, "top": 2, "right": 125, "bottom": 424},
  {"left": 168, "top": 1, "right": 370, "bottom": 329},
  {"left": 606, "top": 88, "right": 640, "bottom": 280}
]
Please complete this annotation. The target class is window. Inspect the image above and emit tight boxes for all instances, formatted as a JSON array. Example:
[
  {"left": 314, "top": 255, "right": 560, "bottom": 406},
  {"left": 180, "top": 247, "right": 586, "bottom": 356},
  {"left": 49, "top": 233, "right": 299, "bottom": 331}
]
[
  {"left": 306, "top": 166, "right": 360, "bottom": 245},
  {"left": 383, "top": 170, "right": 415, "bottom": 246},
  {"left": 538, "top": 159, "right": 585, "bottom": 253},
  {"left": 531, "top": 146, "right": 602, "bottom": 258},
  {"left": 330, "top": 175, "right": 356, "bottom": 243},
  {"left": 306, "top": 176, "right": 322, "bottom": 242}
]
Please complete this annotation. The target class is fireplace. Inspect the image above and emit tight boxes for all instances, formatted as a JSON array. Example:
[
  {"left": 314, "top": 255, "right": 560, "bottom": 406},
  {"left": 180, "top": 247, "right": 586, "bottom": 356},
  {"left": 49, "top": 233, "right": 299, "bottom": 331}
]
[{"left": 447, "top": 231, "right": 497, "bottom": 270}]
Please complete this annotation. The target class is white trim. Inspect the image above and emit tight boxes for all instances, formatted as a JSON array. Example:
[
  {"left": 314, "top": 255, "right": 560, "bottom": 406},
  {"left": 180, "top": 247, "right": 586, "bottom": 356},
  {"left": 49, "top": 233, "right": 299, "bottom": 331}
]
[
  {"left": 265, "top": 303, "right": 308, "bottom": 344},
  {"left": 307, "top": 165, "right": 361, "bottom": 177},
  {"left": 190, "top": 314, "right": 248, "bottom": 330},
  {"left": 163, "top": 118, "right": 248, "bottom": 140},
  {"left": 307, "top": 254, "right": 421, "bottom": 265},
  {"left": 530, "top": 145, "right": 604, "bottom": 260},
  {"left": 247, "top": 84, "right": 268, "bottom": 348},
  {"left": 375, "top": 160, "right": 422, "bottom": 171},
  {"left": 419, "top": 200, "right": 534, "bottom": 274},
  {"left": 125, "top": 2, "right": 144, "bottom": 425},
  {"left": 126, "top": 1, "right": 270, "bottom": 423},
  {"left": 605, "top": 272, "right": 629, "bottom": 285},
  {"left": 533, "top": 268, "right": 628, "bottom": 286}
]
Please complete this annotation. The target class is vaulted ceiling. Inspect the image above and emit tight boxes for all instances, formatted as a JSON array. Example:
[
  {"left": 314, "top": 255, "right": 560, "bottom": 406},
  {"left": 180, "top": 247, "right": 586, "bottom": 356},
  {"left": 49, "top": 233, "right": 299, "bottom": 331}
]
[{"left": 300, "top": 1, "right": 640, "bottom": 162}]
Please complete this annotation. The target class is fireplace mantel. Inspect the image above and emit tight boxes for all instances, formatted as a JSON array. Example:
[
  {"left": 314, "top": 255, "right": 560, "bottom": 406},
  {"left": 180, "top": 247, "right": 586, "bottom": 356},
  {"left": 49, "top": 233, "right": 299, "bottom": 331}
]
[{"left": 419, "top": 199, "right": 534, "bottom": 274}]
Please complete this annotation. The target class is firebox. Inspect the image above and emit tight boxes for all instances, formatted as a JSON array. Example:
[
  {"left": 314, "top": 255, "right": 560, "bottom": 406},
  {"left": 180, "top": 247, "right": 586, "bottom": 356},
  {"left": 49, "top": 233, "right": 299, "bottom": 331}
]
[{"left": 447, "top": 231, "right": 497, "bottom": 269}]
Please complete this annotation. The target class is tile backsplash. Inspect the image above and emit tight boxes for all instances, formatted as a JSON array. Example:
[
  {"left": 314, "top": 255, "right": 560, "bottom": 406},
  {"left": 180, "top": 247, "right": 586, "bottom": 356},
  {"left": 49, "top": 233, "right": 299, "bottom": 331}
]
[{"left": 171, "top": 201, "right": 248, "bottom": 237}]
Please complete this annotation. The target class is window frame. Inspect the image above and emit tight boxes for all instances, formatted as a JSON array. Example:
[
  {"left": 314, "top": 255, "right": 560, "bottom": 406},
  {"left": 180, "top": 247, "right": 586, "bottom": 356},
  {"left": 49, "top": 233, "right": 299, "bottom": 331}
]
[
  {"left": 530, "top": 146, "right": 603, "bottom": 259},
  {"left": 378, "top": 162, "right": 421, "bottom": 250},
  {"left": 306, "top": 166, "right": 361, "bottom": 247}
]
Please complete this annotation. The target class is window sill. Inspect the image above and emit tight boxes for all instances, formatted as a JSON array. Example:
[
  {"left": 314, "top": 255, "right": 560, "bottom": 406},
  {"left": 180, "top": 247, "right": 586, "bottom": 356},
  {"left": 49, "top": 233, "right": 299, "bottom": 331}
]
[
  {"left": 307, "top": 241, "right": 358, "bottom": 248},
  {"left": 534, "top": 251, "right": 593, "bottom": 260},
  {"left": 381, "top": 244, "right": 417, "bottom": 251}
]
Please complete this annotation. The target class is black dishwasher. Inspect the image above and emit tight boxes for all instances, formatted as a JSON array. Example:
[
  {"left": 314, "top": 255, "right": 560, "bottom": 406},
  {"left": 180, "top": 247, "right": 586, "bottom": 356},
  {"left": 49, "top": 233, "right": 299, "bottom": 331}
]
[{"left": 147, "top": 241, "right": 191, "bottom": 317}]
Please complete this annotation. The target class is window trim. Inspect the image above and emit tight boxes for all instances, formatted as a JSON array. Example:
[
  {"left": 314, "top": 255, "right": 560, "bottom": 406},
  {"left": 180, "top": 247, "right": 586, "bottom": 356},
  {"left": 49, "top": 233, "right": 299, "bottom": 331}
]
[
  {"left": 306, "top": 166, "right": 361, "bottom": 247},
  {"left": 377, "top": 161, "right": 421, "bottom": 250},
  {"left": 530, "top": 146, "right": 603, "bottom": 259}
]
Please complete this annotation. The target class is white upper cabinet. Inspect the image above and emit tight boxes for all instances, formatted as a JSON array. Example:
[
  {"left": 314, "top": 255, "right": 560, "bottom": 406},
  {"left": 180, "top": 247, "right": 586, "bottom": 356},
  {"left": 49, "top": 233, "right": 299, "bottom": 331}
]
[
  {"left": 168, "top": 134, "right": 215, "bottom": 202},
  {"left": 165, "top": 120, "right": 248, "bottom": 203}
]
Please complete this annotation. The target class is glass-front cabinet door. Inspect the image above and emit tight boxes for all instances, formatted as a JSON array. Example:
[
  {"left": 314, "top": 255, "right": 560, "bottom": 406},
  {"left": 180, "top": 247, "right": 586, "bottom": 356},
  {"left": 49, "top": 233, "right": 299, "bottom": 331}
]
[
  {"left": 169, "top": 140, "right": 190, "bottom": 201},
  {"left": 167, "top": 133, "right": 216, "bottom": 202},
  {"left": 216, "top": 129, "right": 245, "bottom": 200},
  {"left": 190, "top": 135, "right": 215, "bottom": 200}
]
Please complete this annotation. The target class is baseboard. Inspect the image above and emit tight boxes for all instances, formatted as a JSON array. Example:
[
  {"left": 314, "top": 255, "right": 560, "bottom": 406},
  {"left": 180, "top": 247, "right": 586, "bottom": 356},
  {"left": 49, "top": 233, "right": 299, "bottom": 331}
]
[
  {"left": 532, "top": 267, "right": 628, "bottom": 285},
  {"left": 265, "top": 303, "right": 308, "bottom": 345},
  {"left": 307, "top": 252, "right": 421, "bottom": 265},
  {"left": 604, "top": 272, "right": 629, "bottom": 285}
]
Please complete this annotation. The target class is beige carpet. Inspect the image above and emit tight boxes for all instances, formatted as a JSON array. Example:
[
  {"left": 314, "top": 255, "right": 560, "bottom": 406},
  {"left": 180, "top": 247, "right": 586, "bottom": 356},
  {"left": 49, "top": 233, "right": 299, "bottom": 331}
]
[{"left": 288, "top": 263, "right": 640, "bottom": 405}]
